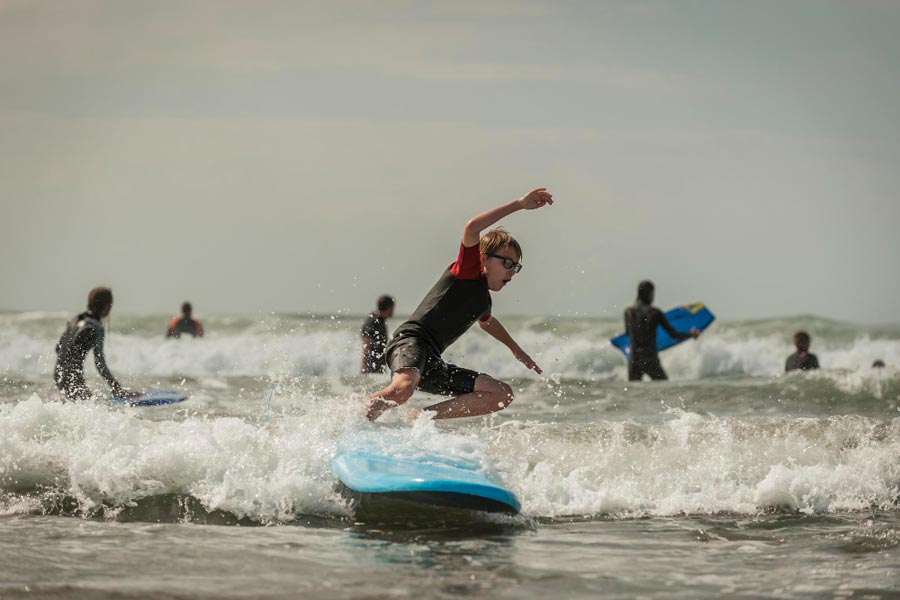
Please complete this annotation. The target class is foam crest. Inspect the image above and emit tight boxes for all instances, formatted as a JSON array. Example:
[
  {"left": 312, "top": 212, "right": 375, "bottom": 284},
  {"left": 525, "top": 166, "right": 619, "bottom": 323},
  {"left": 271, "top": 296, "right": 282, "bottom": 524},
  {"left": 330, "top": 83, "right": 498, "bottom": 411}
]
[
  {"left": 2, "top": 396, "right": 897, "bottom": 520},
  {"left": 488, "top": 411, "right": 900, "bottom": 517},
  {"left": 0, "top": 394, "right": 359, "bottom": 522}
]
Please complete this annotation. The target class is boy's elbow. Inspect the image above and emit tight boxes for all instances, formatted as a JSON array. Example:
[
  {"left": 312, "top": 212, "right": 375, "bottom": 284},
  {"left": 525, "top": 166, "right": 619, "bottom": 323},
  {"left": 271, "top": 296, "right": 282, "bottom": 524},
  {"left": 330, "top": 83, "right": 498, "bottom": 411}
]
[{"left": 463, "top": 220, "right": 481, "bottom": 240}]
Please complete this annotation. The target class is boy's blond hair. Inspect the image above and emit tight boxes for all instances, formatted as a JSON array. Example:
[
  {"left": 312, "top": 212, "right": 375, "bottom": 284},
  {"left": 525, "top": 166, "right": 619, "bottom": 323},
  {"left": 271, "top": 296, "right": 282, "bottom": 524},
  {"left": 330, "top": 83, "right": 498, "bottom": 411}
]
[{"left": 480, "top": 227, "right": 522, "bottom": 260}]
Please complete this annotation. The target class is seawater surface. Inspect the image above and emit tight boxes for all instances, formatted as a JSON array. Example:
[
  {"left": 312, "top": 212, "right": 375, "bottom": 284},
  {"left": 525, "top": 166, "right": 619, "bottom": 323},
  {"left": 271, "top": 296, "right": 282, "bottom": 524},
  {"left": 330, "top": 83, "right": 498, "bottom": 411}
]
[{"left": 1, "top": 312, "right": 899, "bottom": 599}]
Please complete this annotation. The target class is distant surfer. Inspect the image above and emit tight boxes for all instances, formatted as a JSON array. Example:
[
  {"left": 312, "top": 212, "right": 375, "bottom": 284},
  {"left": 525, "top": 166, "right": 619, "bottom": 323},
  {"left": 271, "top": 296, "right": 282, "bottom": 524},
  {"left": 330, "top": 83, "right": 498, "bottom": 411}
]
[
  {"left": 361, "top": 295, "right": 395, "bottom": 374},
  {"left": 364, "top": 188, "right": 553, "bottom": 420},
  {"left": 785, "top": 331, "right": 819, "bottom": 372},
  {"left": 166, "top": 302, "right": 203, "bottom": 338},
  {"left": 55, "top": 287, "right": 136, "bottom": 401},
  {"left": 624, "top": 280, "right": 699, "bottom": 381}
]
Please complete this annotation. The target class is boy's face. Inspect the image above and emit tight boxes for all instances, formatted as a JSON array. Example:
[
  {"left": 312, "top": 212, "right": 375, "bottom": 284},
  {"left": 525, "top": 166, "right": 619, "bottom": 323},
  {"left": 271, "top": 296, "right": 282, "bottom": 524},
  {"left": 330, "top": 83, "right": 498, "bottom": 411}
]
[{"left": 481, "top": 245, "right": 521, "bottom": 292}]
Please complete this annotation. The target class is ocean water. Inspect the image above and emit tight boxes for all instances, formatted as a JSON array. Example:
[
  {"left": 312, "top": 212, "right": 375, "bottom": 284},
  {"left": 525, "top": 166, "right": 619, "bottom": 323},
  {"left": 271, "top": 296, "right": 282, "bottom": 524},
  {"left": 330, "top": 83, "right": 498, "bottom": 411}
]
[{"left": 1, "top": 311, "right": 899, "bottom": 599}]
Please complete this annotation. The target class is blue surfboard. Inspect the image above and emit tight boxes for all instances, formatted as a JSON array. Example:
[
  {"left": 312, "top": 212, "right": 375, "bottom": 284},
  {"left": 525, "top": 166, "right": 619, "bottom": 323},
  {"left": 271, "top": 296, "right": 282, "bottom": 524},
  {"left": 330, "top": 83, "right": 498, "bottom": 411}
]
[
  {"left": 112, "top": 389, "right": 187, "bottom": 407},
  {"left": 333, "top": 431, "right": 520, "bottom": 515},
  {"left": 610, "top": 302, "right": 715, "bottom": 358}
]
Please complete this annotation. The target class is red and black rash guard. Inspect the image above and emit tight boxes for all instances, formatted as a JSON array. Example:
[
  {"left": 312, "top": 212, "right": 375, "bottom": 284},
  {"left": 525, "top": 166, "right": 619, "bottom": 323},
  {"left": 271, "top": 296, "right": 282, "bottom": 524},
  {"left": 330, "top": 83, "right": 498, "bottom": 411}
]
[{"left": 391, "top": 243, "right": 491, "bottom": 354}]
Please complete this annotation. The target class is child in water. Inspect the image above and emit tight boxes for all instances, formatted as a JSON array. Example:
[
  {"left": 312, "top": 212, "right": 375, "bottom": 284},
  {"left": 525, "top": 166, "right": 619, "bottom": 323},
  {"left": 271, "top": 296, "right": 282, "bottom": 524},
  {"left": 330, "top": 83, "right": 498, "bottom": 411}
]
[{"left": 364, "top": 188, "right": 554, "bottom": 420}]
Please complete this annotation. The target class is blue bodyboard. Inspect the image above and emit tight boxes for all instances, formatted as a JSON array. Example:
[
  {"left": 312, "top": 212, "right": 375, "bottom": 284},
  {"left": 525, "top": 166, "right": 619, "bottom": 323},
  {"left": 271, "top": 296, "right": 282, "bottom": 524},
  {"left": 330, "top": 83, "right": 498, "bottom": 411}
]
[
  {"left": 112, "top": 389, "right": 187, "bottom": 407},
  {"left": 610, "top": 302, "right": 715, "bottom": 358},
  {"left": 333, "top": 432, "right": 520, "bottom": 515}
]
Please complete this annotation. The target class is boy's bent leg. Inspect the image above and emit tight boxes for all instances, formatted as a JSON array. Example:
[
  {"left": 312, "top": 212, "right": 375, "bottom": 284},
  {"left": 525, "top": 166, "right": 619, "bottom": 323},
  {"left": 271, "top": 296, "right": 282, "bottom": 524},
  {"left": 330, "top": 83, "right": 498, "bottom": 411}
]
[
  {"left": 423, "top": 375, "right": 514, "bottom": 420},
  {"left": 365, "top": 369, "right": 420, "bottom": 421}
]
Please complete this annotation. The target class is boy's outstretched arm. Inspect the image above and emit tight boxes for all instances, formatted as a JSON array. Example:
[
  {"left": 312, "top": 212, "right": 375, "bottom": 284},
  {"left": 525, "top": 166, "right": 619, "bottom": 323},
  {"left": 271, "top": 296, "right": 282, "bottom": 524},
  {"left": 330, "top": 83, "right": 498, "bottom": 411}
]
[
  {"left": 479, "top": 317, "right": 543, "bottom": 374},
  {"left": 462, "top": 188, "right": 553, "bottom": 247}
]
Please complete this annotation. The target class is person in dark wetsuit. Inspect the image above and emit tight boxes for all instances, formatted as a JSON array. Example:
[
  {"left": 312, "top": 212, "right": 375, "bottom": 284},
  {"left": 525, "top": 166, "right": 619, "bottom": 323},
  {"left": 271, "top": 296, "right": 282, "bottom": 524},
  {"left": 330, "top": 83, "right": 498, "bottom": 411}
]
[
  {"left": 785, "top": 331, "right": 819, "bottom": 372},
  {"left": 55, "top": 287, "right": 134, "bottom": 400},
  {"left": 361, "top": 295, "right": 395, "bottom": 374},
  {"left": 364, "top": 188, "right": 554, "bottom": 421},
  {"left": 167, "top": 302, "right": 203, "bottom": 338},
  {"left": 624, "top": 280, "right": 699, "bottom": 381}
]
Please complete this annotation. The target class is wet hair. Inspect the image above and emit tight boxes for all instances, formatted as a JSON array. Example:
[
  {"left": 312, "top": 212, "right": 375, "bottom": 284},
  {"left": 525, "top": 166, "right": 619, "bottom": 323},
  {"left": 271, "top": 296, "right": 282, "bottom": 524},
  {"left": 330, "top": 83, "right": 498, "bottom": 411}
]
[
  {"left": 182, "top": 302, "right": 192, "bottom": 315},
  {"left": 794, "top": 331, "right": 811, "bottom": 351},
  {"left": 480, "top": 227, "right": 522, "bottom": 261},
  {"left": 87, "top": 287, "right": 113, "bottom": 313},
  {"left": 872, "top": 359, "right": 885, "bottom": 368},
  {"left": 637, "top": 280, "right": 655, "bottom": 304},
  {"left": 376, "top": 295, "right": 395, "bottom": 311}
]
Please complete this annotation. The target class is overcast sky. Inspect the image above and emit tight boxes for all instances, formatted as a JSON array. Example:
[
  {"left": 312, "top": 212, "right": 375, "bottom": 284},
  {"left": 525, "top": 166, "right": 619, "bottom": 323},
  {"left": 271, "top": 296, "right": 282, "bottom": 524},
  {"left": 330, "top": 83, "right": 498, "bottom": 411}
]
[{"left": 2, "top": 0, "right": 898, "bottom": 323}]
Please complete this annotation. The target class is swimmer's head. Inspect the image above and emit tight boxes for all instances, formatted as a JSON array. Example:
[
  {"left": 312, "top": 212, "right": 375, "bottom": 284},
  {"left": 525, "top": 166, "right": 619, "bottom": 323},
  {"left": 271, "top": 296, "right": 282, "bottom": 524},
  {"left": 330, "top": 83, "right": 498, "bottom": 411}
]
[
  {"left": 88, "top": 287, "right": 113, "bottom": 317},
  {"left": 637, "top": 280, "right": 655, "bottom": 304},
  {"left": 376, "top": 295, "right": 395, "bottom": 318},
  {"left": 794, "top": 331, "right": 811, "bottom": 352}
]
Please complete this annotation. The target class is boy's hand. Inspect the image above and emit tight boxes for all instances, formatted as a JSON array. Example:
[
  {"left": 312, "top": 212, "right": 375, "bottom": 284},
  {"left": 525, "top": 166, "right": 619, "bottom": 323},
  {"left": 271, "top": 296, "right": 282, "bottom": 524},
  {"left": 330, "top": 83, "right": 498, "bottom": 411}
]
[
  {"left": 514, "top": 349, "right": 543, "bottom": 374},
  {"left": 517, "top": 188, "right": 553, "bottom": 210}
]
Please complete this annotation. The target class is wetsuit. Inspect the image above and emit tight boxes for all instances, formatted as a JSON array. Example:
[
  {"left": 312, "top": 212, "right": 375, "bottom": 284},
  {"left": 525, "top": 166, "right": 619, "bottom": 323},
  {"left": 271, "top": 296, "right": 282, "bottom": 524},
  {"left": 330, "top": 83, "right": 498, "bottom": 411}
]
[
  {"left": 624, "top": 302, "right": 692, "bottom": 381},
  {"left": 55, "top": 311, "right": 123, "bottom": 400},
  {"left": 385, "top": 243, "right": 491, "bottom": 395},
  {"left": 361, "top": 313, "right": 389, "bottom": 373},
  {"left": 785, "top": 352, "right": 819, "bottom": 372},
  {"left": 167, "top": 316, "right": 203, "bottom": 338}
]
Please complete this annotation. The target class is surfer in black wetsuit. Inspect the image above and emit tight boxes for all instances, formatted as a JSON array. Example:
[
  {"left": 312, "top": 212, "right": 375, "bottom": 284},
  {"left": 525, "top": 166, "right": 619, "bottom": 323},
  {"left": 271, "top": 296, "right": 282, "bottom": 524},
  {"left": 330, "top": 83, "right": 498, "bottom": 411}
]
[
  {"left": 55, "top": 287, "right": 135, "bottom": 401},
  {"left": 624, "top": 280, "right": 699, "bottom": 381},
  {"left": 785, "top": 331, "right": 819, "bottom": 373},
  {"left": 166, "top": 302, "right": 203, "bottom": 338},
  {"left": 361, "top": 295, "right": 395, "bottom": 374},
  {"left": 364, "top": 188, "right": 554, "bottom": 421}
]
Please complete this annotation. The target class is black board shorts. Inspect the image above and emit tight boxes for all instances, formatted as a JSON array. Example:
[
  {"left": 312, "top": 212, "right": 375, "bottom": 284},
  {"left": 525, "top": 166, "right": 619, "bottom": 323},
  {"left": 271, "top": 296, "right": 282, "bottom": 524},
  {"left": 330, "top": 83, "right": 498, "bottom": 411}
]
[{"left": 385, "top": 336, "right": 481, "bottom": 396}]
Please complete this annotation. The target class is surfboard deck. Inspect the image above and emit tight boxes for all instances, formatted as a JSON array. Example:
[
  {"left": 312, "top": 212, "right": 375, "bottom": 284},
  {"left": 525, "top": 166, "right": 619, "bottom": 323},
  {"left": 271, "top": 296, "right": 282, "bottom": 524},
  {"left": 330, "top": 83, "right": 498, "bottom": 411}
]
[
  {"left": 333, "top": 432, "right": 520, "bottom": 515},
  {"left": 610, "top": 302, "right": 715, "bottom": 358},
  {"left": 112, "top": 389, "right": 188, "bottom": 407}
]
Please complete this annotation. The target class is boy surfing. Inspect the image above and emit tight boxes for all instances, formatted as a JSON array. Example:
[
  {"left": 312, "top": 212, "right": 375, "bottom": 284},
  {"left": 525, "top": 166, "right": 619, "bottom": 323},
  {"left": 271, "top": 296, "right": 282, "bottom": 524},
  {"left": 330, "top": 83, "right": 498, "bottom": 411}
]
[{"left": 365, "top": 188, "right": 554, "bottom": 420}]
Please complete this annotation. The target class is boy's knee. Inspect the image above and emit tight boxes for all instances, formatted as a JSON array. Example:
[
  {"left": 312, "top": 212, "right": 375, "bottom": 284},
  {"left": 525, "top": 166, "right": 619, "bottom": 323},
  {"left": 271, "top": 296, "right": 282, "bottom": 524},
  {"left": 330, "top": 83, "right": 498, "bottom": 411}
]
[{"left": 496, "top": 381, "right": 514, "bottom": 409}]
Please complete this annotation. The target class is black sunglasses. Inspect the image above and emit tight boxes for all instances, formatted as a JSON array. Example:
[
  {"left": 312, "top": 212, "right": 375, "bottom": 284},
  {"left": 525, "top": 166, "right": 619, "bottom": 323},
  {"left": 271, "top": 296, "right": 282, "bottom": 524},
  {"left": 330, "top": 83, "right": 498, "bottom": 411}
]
[{"left": 487, "top": 253, "right": 523, "bottom": 273}]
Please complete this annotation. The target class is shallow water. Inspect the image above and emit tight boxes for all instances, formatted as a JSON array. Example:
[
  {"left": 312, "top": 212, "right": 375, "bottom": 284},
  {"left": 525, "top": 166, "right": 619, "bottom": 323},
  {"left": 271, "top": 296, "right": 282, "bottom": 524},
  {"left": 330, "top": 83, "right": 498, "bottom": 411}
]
[{"left": 1, "top": 312, "right": 899, "bottom": 598}]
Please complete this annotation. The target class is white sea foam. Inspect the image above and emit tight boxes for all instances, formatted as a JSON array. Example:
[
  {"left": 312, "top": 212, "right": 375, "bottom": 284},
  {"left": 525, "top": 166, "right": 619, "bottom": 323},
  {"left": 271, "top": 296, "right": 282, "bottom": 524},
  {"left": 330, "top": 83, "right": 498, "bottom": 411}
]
[
  {"left": 2, "top": 397, "right": 897, "bottom": 521},
  {"left": 0, "top": 394, "right": 356, "bottom": 522},
  {"left": 489, "top": 411, "right": 900, "bottom": 518}
]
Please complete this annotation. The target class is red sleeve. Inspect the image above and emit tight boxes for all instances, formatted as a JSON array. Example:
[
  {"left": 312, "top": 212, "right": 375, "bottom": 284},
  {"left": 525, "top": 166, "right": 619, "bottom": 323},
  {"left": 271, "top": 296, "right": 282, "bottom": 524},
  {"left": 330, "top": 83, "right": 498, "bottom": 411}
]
[
  {"left": 449, "top": 243, "right": 482, "bottom": 280},
  {"left": 478, "top": 308, "right": 491, "bottom": 323},
  {"left": 168, "top": 316, "right": 178, "bottom": 333}
]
